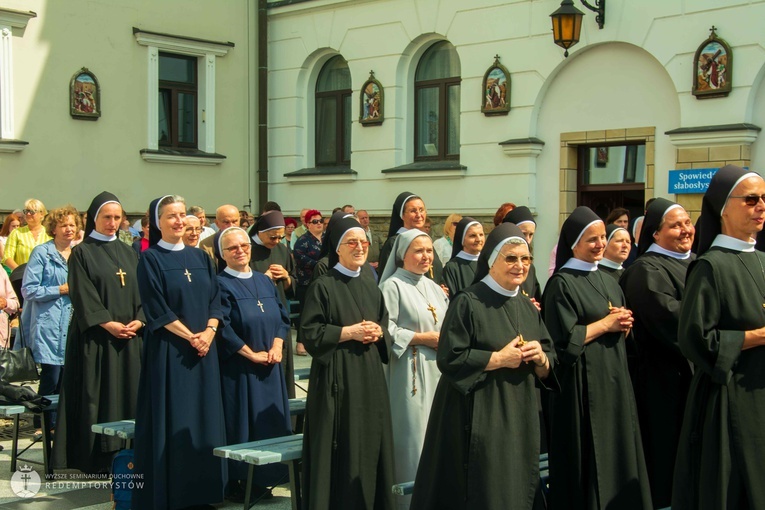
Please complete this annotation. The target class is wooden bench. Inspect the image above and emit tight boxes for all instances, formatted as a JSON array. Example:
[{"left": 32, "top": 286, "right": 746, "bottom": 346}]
[
  {"left": 391, "top": 452, "right": 551, "bottom": 498},
  {"left": 0, "top": 394, "right": 59, "bottom": 476},
  {"left": 214, "top": 434, "right": 303, "bottom": 510},
  {"left": 91, "top": 397, "right": 308, "bottom": 447}
]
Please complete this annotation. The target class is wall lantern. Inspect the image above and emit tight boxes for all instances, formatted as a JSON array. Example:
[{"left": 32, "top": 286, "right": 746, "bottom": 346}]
[{"left": 550, "top": 0, "right": 605, "bottom": 57}]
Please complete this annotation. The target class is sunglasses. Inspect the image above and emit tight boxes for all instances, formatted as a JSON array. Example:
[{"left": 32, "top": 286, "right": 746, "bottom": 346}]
[
  {"left": 341, "top": 239, "right": 370, "bottom": 249},
  {"left": 309, "top": 219, "right": 323, "bottom": 225},
  {"left": 268, "top": 234, "right": 286, "bottom": 241},
  {"left": 729, "top": 194, "right": 765, "bottom": 207},
  {"left": 22, "top": 209, "right": 38, "bottom": 215},
  {"left": 223, "top": 243, "right": 251, "bottom": 253},
  {"left": 501, "top": 254, "right": 533, "bottom": 266}
]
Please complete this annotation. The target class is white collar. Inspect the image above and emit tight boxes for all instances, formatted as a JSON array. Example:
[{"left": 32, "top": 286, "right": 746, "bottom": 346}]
[
  {"left": 456, "top": 250, "right": 479, "bottom": 261},
  {"left": 481, "top": 274, "right": 519, "bottom": 297},
  {"left": 710, "top": 234, "right": 756, "bottom": 253},
  {"left": 598, "top": 257, "right": 623, "bottom": 270},
  {"left": 223, "top": 266, "right": 253, "bottom": 279},
  {"left": 88, "top": 230, "right": 117, "bottom": 242},
  {"left": 396, "top": 227, "right": 408, "bottom": 235},
  {"left": 561, "top": 258, "right": 599, "bottom": 272},
  {"left": 251, "top": 234, "right": 265, "bottom": 246},
  {"left": 646, "top": 243, "right": 691, "bottom": 259},
  {"left": 157, "top": 239, "right": 185, "bottom": 251},
  {"left": 333, "top": 262, "right": 361, "bottom": 277}
]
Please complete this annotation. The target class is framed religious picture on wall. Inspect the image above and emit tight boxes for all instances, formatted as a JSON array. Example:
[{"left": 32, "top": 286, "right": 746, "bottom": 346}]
[
  {"left": 70, "top": 67, "right": 101, "bottom": 120},
  {"left": 481, "top": 55, "right": 510, "bottom": 116},
  {"left": 596, "top": 147, "right": 609, "bottom": 167},
  {"left": 692, "top": 26, "right": 732, "bottom": 99},
  {"left": 359, "top": 71, "right": 384, "bottom": 126}
]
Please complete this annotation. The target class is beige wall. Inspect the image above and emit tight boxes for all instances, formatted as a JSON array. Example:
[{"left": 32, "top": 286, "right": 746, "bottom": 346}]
[{"left": 0, "top": 0, "right": 257, "bottom": 216}]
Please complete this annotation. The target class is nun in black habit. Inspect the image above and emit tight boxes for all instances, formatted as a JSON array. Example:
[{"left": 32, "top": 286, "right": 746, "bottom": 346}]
[
  {"left": 597, "top": 224, "right": 631, "bottom": 280},
  {"left": 619, "top": 197, "right": 695, "bottom": 508},
  {"left": 300, "top": 217, "right": 395, "bottom": 510},
  {"left": 673, "top": 165, "right": 765, "bottom": 509},
  {"left": 442, "top": 217, "right": 484, "bottom": 297},
  {"left": 311, "top": 211, "right": 378, "bottom": 282},
  {"left": 542, "top": 206, "right": 651, "bottom": 510},
  {"left": 502, "top": 206, "right": 542, "bottom": 302},
  {"left": 53, "top": 191, "right": 144, "bottom": 473},
  {"left": 411, "top": 223, "right": 558, "bottom": 510},
  {"left": 247, "top": 210, "right": 298, "bottom": 398},
  {"left": 379, "top": 192, "right": 444, "bottom": 285},
  {"left": 133, "top": 195, "right": 227, "bottom": 510}
]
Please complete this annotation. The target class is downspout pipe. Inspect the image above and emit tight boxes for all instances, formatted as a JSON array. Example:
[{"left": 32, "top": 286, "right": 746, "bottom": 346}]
[{"left": 257, "top": 0, "right": 268, "bottom": 211}]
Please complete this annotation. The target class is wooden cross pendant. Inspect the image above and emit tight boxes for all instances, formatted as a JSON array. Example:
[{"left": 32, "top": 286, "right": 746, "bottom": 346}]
[
  {"left": 426, "top": 303, "right": 438, "bottom": 325},
  {"left": 116, "top": 268, "right": 126, "bottom": 287},
  {"left": 184, "top": 268, "right": 192, "bottom": 282},
  {"left": 257, "top": 300, "right": 265, "bottom": 313}
]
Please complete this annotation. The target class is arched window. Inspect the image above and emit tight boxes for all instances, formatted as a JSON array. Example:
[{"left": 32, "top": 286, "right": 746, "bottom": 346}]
[
  {"left": 315, "top": 56, "right": 351, "bottom": 166},
  {"left": 415, "top": 41, "right": 461, "bottom": 161}
]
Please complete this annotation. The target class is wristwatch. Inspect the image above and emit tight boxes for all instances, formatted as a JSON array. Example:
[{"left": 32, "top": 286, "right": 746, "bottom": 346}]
[{"left": 207, "top": 325, "right": 218, "bottom": 333}]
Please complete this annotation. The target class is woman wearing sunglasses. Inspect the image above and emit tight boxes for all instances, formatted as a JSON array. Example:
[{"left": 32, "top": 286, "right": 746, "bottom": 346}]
[
  {"left": 293, "top": 209, "right": 324, "bottom": 356},
  {"left": 300, "top": 216, "right": 395, "bottom": 509},
  {"left": 214, "top": 226, "right": 291, "bottom": 503},
  {"left": 3, "top": 198, "right": 52, "bottom": 271},
  {"left": 411, "top": 223, "right": 556, "bottom": 509},
  {"left": 673, "top": 165, "right": 765, "bottom": 509}
]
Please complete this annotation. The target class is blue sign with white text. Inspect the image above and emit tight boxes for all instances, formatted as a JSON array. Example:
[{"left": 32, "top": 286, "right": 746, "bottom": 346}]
[{"left": 668, "top": 168, "right": 718, "bottom": 194}]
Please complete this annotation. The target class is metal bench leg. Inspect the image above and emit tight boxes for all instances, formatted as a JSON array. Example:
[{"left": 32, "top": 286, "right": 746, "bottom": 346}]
[
  {"left": 242, "top": 464, "right": 254, "bottom": 510},
  {"left": 41, "top": 412, "right": 53, "bottom": 476},
  {"left": 10, "top": 414, "right": 19, "bottom": 472},
  {"left": 288, "top": 459, "right": 301, "bottom": 510}
]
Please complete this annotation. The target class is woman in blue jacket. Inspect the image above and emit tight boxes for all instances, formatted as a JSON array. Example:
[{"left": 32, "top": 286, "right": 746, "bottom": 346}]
[{"left": 21, "top": 206, "right": 81, "bottom": 437}]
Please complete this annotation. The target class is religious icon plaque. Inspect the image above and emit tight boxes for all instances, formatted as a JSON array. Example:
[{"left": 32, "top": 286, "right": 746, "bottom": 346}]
[
  {"left": 692, "top": 26, "right": 732, "bottom": 99},
  {"left": 70, "top": 67, "right": 101, "bottom": 120},
  {"left": 481, "top": 55, "right": 511, "bottom": 116}
]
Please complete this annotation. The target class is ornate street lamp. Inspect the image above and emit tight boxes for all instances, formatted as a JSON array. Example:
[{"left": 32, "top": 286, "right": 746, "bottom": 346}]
[{"left": 550, "top": 0, "right": 605, "bottom": 58}]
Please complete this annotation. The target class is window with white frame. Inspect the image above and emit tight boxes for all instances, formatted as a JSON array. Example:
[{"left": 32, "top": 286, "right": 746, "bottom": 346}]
[
  {"left": 133, "top": 28, "right": 233, "bottom": 165},
  {"left": 414, "top": 41, "right": 461, "bottom": 161},
  {"left": 315, "top": 55, "right": 352, "bottom": 167},
  {"left": 0, "top": 7, "right": 35, "bottom": 152}
]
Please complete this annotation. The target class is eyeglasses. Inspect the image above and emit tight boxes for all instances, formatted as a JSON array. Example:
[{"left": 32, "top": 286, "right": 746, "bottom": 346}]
[
  {"left": 502, "top": 254, "right": 533, "bottom": 266},
  {"left": 22, "top": 209, "right": 38, "bottom": 215},
  {"left": 729, "top": 194, "right": 765, "bottom": 207},
  {"left": 268, "top": 234, "right": 286, "bottom": 241},
  {"left": 341, "top": 239, "right": 370, "bottom": 249},
  {"left": 185, "top": 227, "right": 203, "bottom": 233},
  {"left": 223, "top": 243, "right": 251, "bottom": 253},
  {"left": 309, "top": 219, "right": 323, "bottom": 225}
]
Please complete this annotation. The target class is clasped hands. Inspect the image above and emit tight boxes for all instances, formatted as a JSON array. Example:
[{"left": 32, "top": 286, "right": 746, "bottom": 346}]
[
  {"left": 347, "top": 320, "right": 383, "bottom": 344},
  {"left": 189, "top": 328, "right": 215, "bottom": 357},
  {"left": 604, "top": 306, "right": 633, "bottom": 334},
  {"left": 265, "top": 264, "right": 288, "bottom": 281},
  {"left": 497, "top": 336, "right": 547, "bottom": 369},
  {"left": 101, "top": 320, "right": 143, "bottom": 340}
]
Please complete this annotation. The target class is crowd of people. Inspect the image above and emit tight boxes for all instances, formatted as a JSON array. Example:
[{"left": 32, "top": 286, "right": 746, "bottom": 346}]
[{"left": 0, "top": 164, "right": 763, "bottom": 510}]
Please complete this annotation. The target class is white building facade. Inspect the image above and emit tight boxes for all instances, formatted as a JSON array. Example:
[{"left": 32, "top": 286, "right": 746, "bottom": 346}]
[
  {"left": 267, "top": 0, "right": 765, "bottom": 283},
  {"left": 1, "top": 0, "right": 259, "bottom": 216}
]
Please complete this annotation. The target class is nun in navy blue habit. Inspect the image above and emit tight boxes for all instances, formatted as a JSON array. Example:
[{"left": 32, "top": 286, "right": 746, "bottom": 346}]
[
  {"left": 133, "top": 195, "right": 227, "bottom": 510},
  {"left": 215, "top": 226, "right": 291, "bottom": 501}
]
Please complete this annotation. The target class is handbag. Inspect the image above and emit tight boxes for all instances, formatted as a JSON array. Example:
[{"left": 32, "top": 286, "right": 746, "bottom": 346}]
[{"left": 0, "top": 315, "right": 39, "bottom": 383}]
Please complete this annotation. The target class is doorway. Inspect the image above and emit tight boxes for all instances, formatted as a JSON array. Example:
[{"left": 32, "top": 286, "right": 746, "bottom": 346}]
[{"left": 577, "top": 143, "right": 646, "bottom": 223}]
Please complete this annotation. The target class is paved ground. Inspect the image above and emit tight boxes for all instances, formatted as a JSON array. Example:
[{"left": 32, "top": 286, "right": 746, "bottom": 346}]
[{"left": 0, "top": 333, "right": 312, "bottom": 509}]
